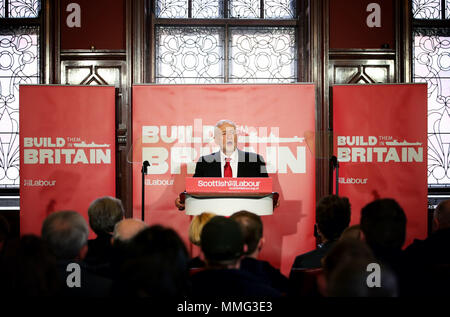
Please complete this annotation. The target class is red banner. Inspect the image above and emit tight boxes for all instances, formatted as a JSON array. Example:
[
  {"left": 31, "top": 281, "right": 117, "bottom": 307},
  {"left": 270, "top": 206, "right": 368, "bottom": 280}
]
[
  {"left": 333, "top": 84, "right": 428, "bottom": 247},
  {"left": 20, "top": 85, "right": 116, "bottom": 238},
  {"left": 132, "top": 84, "right": 316, "bottom": 275}
]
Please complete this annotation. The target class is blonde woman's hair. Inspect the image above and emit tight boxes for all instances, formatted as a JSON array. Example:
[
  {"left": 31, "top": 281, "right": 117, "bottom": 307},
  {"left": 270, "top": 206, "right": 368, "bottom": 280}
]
[{"left": 188, "top": 212, "right": 216, "bottom": 246}]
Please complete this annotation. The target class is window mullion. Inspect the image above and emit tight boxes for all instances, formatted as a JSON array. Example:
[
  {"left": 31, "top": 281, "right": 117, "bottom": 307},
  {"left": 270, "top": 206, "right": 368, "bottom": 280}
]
[{"left": 224, "top": 24, "right": 229, "bottom": 83}]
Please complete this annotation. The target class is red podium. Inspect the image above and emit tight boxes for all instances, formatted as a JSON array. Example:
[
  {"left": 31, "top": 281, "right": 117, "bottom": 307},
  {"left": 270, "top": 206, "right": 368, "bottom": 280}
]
[{"left": 181, "top": 177, "right": 278, "bottom": 216}]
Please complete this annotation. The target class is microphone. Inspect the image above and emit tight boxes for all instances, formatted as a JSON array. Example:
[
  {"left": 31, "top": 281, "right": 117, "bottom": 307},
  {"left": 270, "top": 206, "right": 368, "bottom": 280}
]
[
  {"left": 142, "top": 160, "right": 150, "bottom": 175},
  {"left": 330, "top": 155, "right": 338, "bottom": 169}
]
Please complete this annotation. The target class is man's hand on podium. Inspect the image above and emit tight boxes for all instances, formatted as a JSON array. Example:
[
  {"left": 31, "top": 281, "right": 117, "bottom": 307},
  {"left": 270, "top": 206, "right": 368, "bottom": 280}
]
[{"left": 175, "top": 196, "right": 185, "bottom": 210}]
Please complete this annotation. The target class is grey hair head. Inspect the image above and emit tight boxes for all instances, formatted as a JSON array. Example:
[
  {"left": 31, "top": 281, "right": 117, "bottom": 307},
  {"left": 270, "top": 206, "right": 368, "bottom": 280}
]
[
  {"left": 41, "top": 210, "right": 89, "bottom": 260},
  {"left": 88, "top": 196, "right": 124, "bottom": 235},
  {"left": 215, "top": 120, "right": 237, "bottom": 130}
]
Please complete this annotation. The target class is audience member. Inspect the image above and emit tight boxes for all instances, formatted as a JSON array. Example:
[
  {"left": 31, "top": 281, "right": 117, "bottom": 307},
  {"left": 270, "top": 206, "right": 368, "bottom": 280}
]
[
  {"left": 41, "top": 210, "right": 112, "bottom": 297},
  {"left": 322, "top": 239, "right": 397, "bottom": 297},
  {"left": 340, "top": 224, "right": 362, "bottom": 241},
  {"left": 231, "top": 210, "right": 288, "bottom": 293},
  {"left": 403, "top": 199, "right": 450, "bottom": 296},
  {"left": 190, "top": 216, "right": 281, "bottom": 297},
  {"left": 0, "top": 235, "right": 60, "bottom": 296},
  {"left": 113, "top": 225, "right": 190, "bottom": 297},
  {"left": 84, "top": 196, "right": 124, "bottom": 277},
  {"left": 0, "top": 214, "right": 10, "bottom": 254},
  {"left": 187, "top": 212, "right": 215, "bottom": 269},
  {"left": 290, "top": 195, "right": 351, "bottom": 272},
  {"left": 360, "top": 199, "right": 406, "bottom": 270},
  {"left": 110, "top": 218, "right": 148, "bottom": 279}
]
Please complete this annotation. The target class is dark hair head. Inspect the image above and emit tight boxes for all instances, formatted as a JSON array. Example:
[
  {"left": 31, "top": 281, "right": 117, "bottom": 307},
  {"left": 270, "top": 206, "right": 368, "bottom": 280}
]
[
  {"left": 0, "top": 214, "right": 10, "bottom": 243},
  {"left": 322, "top": 239, "right": 375, "bottom": 280},
  {"left": 434, "top": 199, "right": 450, "bottom": 230},
  {"left": 230, "top": 210, "right": 263, "bottom": 255},
  {"left": 41, "top": 210, "right": 89, "bottom": 260},
  {"left": 87, "top": 196, "right": 124, "bottom": 235},
  {"left": 117, "top": 225, "right": 190, "bottom": 297},
  {"left": 327, "top": 260, "right": 398, "bottom": 297},
  {"left": 0, "top": 235, "right": 60, "bottom": 296},
  {"left": 200, "top": 216, "right": 244, "bottom": 264},
  {"left": 360, "top": 198, "right": 407, "bottom": 252},
  {"left": 316, "top": 195, "right": 351, "bottom": 241}
]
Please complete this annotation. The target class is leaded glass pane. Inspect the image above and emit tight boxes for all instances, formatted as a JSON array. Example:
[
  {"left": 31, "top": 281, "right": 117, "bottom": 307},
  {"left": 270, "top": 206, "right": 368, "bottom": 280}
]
[
  {"left": 413, "top": 31, "right": 450, "bottom": 186},
  {"left": 0, "top": 27, "right": 39, "bottom": 187},
  {"left": 0, "top": 0, "right": 5, "bottom": 18},
  {"left": 447, "top": 0, "right": 450, "bottom": 18},
  {"left": 264, "top": 0, "right": 296, "bottom": 19},
  {"left": 155, "top": 27, "right": 224, "bottom": 83},
  {"left": 412, "top": 0, "right": 442, "bottom": 19},
  {"left": 229, "top": 27, "right": 297, "bottom": 83},
  {"left": 156, "top": 0, "right": 188, "bottom": 18},
  {"left": 192, "top": 0, "right": 223, "bottom": 18},
  {"left": 229, "top": 0, "right": 260, "bottom": 19},
  {"left": 9, "top": 0, "right": 40, "bottom": 18}
]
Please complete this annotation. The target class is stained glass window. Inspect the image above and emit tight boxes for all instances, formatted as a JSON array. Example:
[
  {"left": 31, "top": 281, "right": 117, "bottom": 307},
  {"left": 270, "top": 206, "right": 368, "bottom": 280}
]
[
  {"left": 0, "top": 0, "right": 41, "bottom": 189},
  {"left": 413, "top": 1, "right": 450, "bottom": 187},
  {"left": 0, "top": 27, "right": 39, "bottom": 188},
  {"left": 155, "top": 0, "right": 296, "bottom": 19},
  {"left": 229, "top": 27, "right": 297, "bottom": 83},
  {"left": 412, "top": 0, "right": 450, "bottom": 19},
  {"left": 0, "top": 1, "right": 5, "bottom": 18},
  {"left": 9, "top": 0, "right": 40, "bottom": 18},
  {"left": 155, "top": 27, "right": 225, "bottom": 83},
  {"left": 153, "top": 1, "right": 298, "bottom": 83}
]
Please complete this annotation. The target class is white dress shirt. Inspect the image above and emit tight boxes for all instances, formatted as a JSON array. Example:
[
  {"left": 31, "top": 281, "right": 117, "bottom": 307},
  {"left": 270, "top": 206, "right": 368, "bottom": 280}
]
[{"left": 220, "top": 150, "right": 238, "bottom": 178}]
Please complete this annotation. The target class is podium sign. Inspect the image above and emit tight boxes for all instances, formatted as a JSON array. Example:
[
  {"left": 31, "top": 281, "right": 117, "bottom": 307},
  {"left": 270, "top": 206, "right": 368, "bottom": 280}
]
[
  {"left": 184, "top": 177, "right": 275, "bottom": 216},
  {"left": 185, "top": 177, "right": 272, "bottom": 194}
]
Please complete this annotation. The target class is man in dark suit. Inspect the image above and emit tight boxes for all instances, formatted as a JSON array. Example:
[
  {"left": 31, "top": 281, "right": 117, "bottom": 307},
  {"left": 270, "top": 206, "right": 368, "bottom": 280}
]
[
  {"left": 190, "top": 216, "right": 281, "bottom": 297},
  {"left": 175, "top": 120, "right": 268, "bottom": 209},
  {"left": 194, "top": 119, "right": 268, "bottom": 178},
  {"left": 290, "top": 195, "right": 351, "bottom": 271}
]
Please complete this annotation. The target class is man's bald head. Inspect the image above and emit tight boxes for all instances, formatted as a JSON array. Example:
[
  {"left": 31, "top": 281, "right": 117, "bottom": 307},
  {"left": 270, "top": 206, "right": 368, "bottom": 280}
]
[
  {"left": 113, "top": 219, "right": 148, "bottom": 243},
  {"left": 434, "top": 200, "right": 450, "bottom": 231}
]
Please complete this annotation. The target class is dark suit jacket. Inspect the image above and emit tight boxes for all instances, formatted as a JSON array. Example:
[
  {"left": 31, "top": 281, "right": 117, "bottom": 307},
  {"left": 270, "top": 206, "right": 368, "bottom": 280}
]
[
  {"left": 190, "top": 268, "right": 281, "bottom": 297},
  {"left": 193, "top": 150, "right": 268, "bottom": 178},
  {"left": 289, "top": 241, "right": 335, "bottom": 272}
]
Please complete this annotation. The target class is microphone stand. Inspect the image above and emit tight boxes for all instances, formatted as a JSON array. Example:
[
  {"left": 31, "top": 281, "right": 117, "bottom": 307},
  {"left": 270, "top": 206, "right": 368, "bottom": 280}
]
[
  {"left": 330, "top": 156, "right": 339, "bottom": 196},
  {"left": 141, "top": 160, "right": 150, "bottom": 221}
]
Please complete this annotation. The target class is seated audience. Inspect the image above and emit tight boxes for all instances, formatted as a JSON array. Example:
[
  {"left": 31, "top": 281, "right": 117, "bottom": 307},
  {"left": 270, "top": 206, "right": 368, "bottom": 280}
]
[
  {"left": 340, "top": 224, "right": 362, "bottom": 241},
  {"left": 0, "top": 214, "right": 10, "bottom": 254},
  {"left": 231, "top": 210, "right": 288, "bottom": 293},
  {"left": 403, "top": 199, "right": 450, "bottom": 296},
  {"left": 0, "top": 235, "right": 60, "bottom": 297},
  {"left": 290, "top": 195, "right": 351, "bottom": 272},
  {"left": 359, "top": 199, "right": 406, "bottom": 272},
  {"left": 84, "top": 196, "right": 125, "bottom": 277},
  {"left": 113, "top": 225, "right": 190, "bottom": 297},
  {"left": 187, "top": 212, "right": 215, "bottom": 269},
  {"left": 322, "top": 239, "right": 398, "bottom": 297},
  {"left": 190, "top": 216, "right": 281, "bottom": 297},
  {"left": 110, "top": 218, "right": 148, "bottom": 279},
  {"left": 41, "top": 210, "right": 112, "bottom": 297}
]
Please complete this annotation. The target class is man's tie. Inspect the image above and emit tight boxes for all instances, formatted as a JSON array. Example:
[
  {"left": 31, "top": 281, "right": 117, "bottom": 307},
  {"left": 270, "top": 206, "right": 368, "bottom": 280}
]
[{"left": 224, "top": 157, "right": 232, "bottom": 177}]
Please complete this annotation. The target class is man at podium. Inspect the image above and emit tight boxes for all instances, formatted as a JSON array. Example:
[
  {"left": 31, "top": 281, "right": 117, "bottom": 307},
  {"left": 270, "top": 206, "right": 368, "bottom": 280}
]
[
  {"left": 175, "top": 119, "right": 268, "bottom": 210},
  {"left": 193, "top": 119, "right": 268, "bottom": 178}
]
